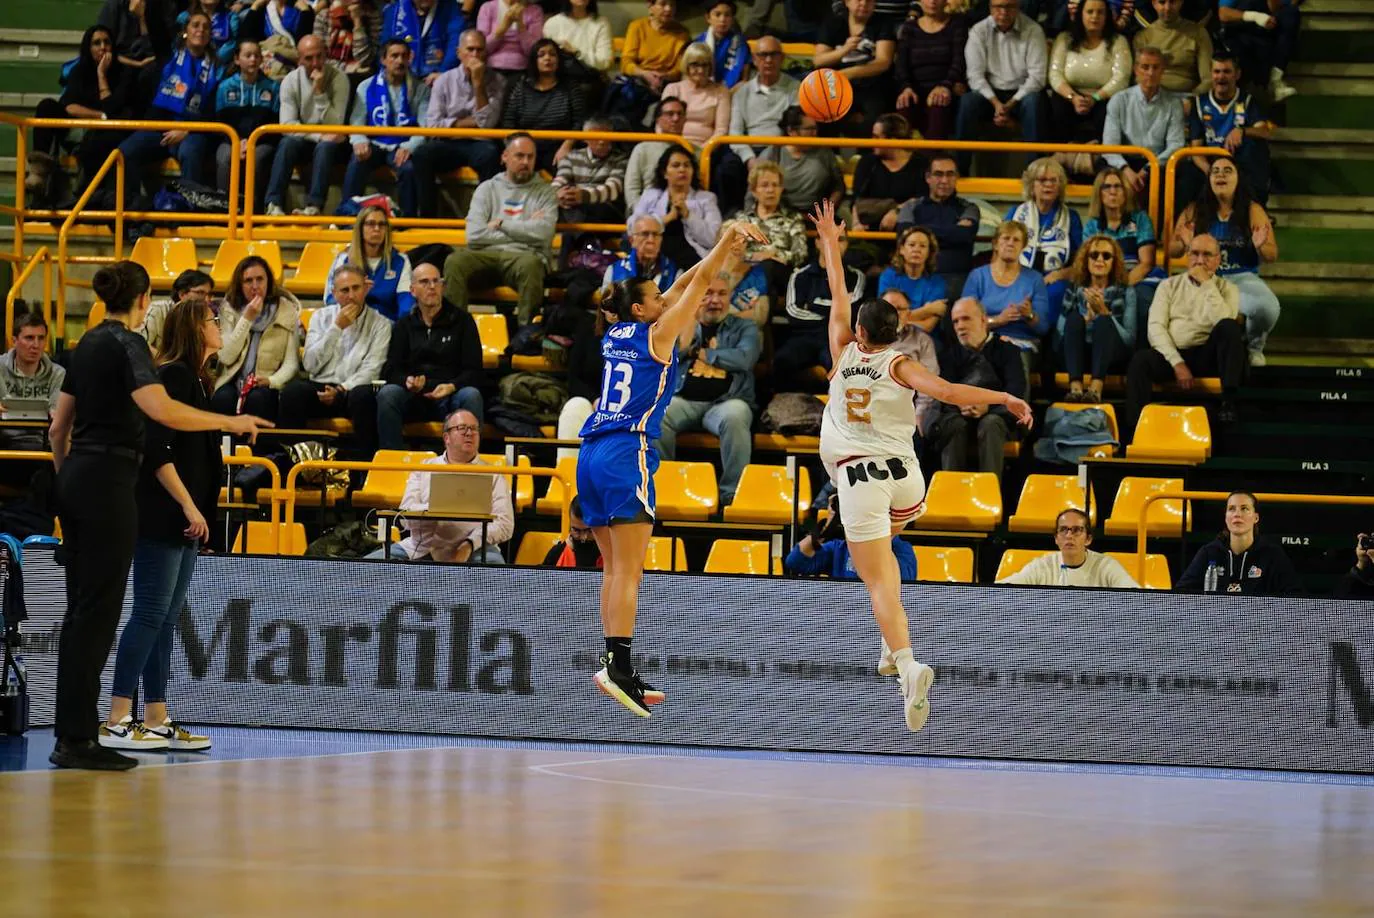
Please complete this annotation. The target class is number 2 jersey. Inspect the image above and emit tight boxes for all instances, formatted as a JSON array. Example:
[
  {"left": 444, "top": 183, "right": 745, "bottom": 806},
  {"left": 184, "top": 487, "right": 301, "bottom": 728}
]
[
  {"left": 820, "top": 342, "right": 918, "bottom": 468},
  {"left": 579, "top": 321, "right": 679, "bottom": 442}
]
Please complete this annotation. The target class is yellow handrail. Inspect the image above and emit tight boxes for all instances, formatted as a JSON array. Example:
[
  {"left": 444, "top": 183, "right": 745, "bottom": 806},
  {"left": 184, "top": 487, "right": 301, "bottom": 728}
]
[
  {"left": 5, "top": 246, "right": 52, "bottom": 346},
  {"left": 1135, "top": 490, "right": 1374, "bottom": 583},
  {"left": 242, "top": 125, "right": 693, "bottom": 235},
  {"left": 223, "top": 453, "right": 284, "bottom": 553},
  {"left": 57, "top": 149, "right": 125, "bottom": 341},
  {"left": 1161, "top": 146, "right": 1230, "bottom": 265}
]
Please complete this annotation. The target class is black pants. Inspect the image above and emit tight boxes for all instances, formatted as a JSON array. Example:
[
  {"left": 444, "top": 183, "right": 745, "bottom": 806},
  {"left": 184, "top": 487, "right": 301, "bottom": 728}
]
[
  {"left": 1060, "top": 310, "right": 1129, "bottom": 381},
  {"left": 278, "top": 379, "right": 379, "bottom": 460},
  {"left": 1047, "top": 93, "right": 1108, "bottom": 145},
  {"left": 211, "top": 382, "right": 280, "bottom": 422},
  {"left": 1124, "top": 318, "right": 1245, "bottom": 432},
  {"left": 772, "top": 327, "right": 831, "bottom": 390},
  {"left": 54, "top": 452, "right": 140, "bottom": 741},
  {"left": 926, "top": 410, "right": 1013, "bottom": 479}
]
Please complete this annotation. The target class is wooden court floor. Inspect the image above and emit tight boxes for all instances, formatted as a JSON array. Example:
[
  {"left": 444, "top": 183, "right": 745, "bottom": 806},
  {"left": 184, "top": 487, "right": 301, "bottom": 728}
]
[{"left": 2, "top": 740, "right": 1372, "bottom": 917}]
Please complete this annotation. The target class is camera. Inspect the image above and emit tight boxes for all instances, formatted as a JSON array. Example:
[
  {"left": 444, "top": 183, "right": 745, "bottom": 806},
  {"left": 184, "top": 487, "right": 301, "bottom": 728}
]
[{"left": 1360, "top": 534, "right": 1374, "bottom": 551}]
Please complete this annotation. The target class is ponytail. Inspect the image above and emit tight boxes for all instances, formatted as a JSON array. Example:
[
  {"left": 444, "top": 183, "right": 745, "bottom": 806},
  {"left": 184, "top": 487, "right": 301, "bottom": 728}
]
[{"left": 91, "top": 260, "right": 152, "bottom": 315}]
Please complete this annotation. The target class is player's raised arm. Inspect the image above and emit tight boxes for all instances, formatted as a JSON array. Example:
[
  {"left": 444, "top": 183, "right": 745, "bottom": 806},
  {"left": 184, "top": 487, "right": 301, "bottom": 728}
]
[
  {"left": 650, "top": 221, "right": 769, "bottom": 357},
  {"left": 809, "top": 200, "right": 854, "bottom": 365},
  {"left": 893, "top": 353, "right": 1035, "bottom": 429}
]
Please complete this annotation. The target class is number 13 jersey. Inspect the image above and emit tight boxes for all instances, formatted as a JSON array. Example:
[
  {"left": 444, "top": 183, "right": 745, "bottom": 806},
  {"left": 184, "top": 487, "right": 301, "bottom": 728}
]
[
  {"left": 820, "top": 342, "right": 917, "bottom": 468},
  {"left": 580, "top": 321, "right": 679, "bottom": 442}
]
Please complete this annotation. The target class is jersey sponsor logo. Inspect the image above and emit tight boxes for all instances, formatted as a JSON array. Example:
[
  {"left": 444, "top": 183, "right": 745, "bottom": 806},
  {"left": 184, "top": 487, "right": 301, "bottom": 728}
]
[
  {"left": 608, "top": 324, "right": 636, "bottom": 340},
  {"left": 844, "top": 457, "right": 909, "bottom": 487}
]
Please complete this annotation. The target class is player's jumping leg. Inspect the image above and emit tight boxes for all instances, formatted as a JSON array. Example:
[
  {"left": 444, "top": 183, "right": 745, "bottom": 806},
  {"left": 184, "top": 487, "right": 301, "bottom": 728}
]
[
  {"left": 592, "top": 521, "right": 665, "bottom": 716},
  {"left": 848, "top": 535, "right": 936, "bottom": 732}
]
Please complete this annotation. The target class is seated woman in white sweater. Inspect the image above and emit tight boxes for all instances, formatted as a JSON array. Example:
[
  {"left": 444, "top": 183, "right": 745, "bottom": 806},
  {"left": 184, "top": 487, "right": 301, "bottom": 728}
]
[{"left": 997, "top": 508, "right": 1141, "bottom": 588}]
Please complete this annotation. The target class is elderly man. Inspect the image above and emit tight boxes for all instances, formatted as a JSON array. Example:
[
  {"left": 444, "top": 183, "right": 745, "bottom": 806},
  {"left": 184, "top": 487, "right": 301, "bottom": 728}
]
[
  {"left": 141, "top": 268, "right": 214, "bottom": 353},
  {"left": 265, "top": 34, "right": 351, "bottom": 217},
  {"left": 997, "top": 508, "right": 1140, "bottom": 587},
  {"left": 372, "top": 409, "right": 515, "bottom": 563},
  {"left": 343, "top": 39, "right": 431, "bottom": 218},
  {"left": 1134, "top": 0, "right": 1213, "bottom": 97},
  {"left": 552, "top": 116, "right": 629, "bottom": 226},
  {"left": 656, "top": 273, "right": 761, "bottom": 504},
  {"left": 714, "top": 35, "right": 799, "bottom": 214},
  {"left": 603, "top": 215, "right": 681, "bottom": 293},
  {"left": 412, "top": 30, "right": 505, "bottom": 217},
  {"left": 378, "top": 261, "right": 485, "bottom": 449},
  {"left": 895, "top": 153, "right": 981, "bottom": 296},
  {"left": 1102, "top": 47, "right": 1186, "bottom": 198},
  {"left": 1125, "top": 233, "right": 1246, "bottom": 431},
  {"left": 954, "top": 0, "right": 1048, "bottom": 174},
  {"left": 625, "top": 97, "right": 688, "bottom": 210},
  {"left": 443, "top": 133, "right": 556, "bottom": 327},
  {"left": 924, "top": 297, "right": 1026, "bottom": 479}
]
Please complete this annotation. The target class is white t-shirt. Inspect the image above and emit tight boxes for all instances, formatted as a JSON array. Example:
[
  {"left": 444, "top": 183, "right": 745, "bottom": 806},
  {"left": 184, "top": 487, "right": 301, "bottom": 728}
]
[{"left": 998, "top": 550, "right": 1140, "bottom": 588}]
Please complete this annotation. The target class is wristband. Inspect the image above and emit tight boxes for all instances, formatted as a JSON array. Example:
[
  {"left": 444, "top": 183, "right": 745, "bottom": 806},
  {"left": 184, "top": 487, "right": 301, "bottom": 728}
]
[{"left": 1242, "top": 10, "right": 1270, "bottom": 24}]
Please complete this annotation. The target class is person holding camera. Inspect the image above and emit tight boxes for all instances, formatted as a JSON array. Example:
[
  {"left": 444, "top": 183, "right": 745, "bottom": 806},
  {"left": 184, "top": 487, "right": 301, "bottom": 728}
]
[
  {"left": 786, "top": 496, "right": 917, "bottom": 582},
  {"left": 1335, "top": 534, "right": 1374, "bottom": 599}
]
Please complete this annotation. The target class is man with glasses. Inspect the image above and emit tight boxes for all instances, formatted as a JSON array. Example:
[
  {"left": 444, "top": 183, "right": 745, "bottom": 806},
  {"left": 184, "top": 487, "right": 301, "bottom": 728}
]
[
  {"left": 376, "top": 262, "right": 485, "bottom": 450},
  {"left": 895, "top": 153, "right": 981, "bottom": 297},
  {"left": 955, "top": 0, "right": 1048, "bottom": 174},
  {"left": 997, "top": 508, "right": 1139, "bottom": 587},
  {"left": 625, "top": 97, "right": 688, "bottom": 209},
  {"left": 1124, "top": 233, "right": 1245, "bottom": 433},
  {"left": 540, "top": 497, "right": 603, "bottom": 568},
  {"left": 716, "top": 36, "right": 799, "bottom": 214},
  {"left": 604, "top": 215, "right": 682, "bottom": 293},
  {"left": 141, "top": 268, "right": 216, "bottom": 353}
]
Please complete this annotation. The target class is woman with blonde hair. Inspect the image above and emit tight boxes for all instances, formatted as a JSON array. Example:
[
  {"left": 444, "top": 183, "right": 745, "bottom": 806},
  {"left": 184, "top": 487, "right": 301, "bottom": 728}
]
[
  {"left": 1085, "top": 165, "right": 1160, "bottom": 344},
  {"left": 961, "top": 220, "right": 1050, "bottom": 379},
  {"left": 878, "top": 226, "right": 948, "bottom": 333},
  {"left": 1058, "top": 234, "right": 1136, "bottom": 403},
  {"left": 325, "top": 205, "right": 413, "bottom": 321},
  {"left": 1005, "top": 156, "right": 1083, "bottom": 320},
  {"left": 661, "top": 41, "right": 731, "bottom": 147},
  {"left": 735, "top": 159, "right": 807, "bottom": 315}
]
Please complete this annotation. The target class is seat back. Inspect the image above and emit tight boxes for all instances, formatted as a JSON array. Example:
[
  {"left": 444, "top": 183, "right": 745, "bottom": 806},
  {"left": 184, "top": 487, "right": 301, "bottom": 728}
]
[
  {"left": 289, "top": 242, "right": 347, "bottom": 297},
  {"left": 995, "top": 548, "right": 1047, "bottom": 582},
  {"left": 209, "top": 240, "right": 284, "bottom": 288},
  {"left": 231, "top": 521, "right": 307, "bottom": 555},
  {"left": 1104, "top": 477, "right": 1187, "bottom": 537},
  {"left": 1126, "top": 404, "right": 1212, "bottom": 462},
  {"left": 351, "top": 449, "right": 437, "bottom": 509},
  {"left": 644, "top": 536, "right": 689, "bottom": 572},
  {"left": 473, "top": 313, "right": 510, "bottom": 370},
  {"left": 722, "top": 464, "right": 812, "bottom": 524},
  {"left": 514, "top": 531, "right": 560, "bottom": 566},
  {"left": 910, "top": 545, "right": 974, "bottom": 583},
  {"left": 1104, "top": 551, "right": 1173, "bottom": 589},
  {"left": 919, "top": 471, "right": 1003, "bottom": 531},
  {"left": 131, "top": 237, "right": 198, "bottom": 289},
  {"left": 654, "top": 460, "right": 719, "bottom": 521},
  {"left": 704, "top": 539, "right": 772, "bottom": 575},
  {"left": 298, "top": 307, "right": 315, "bottom": 335},
  {"left": 536, "top": 455, "right": 579, "bottom": 515},
  {"left": 1008, "top": 474, "right": 1096, "bottom": 534}
]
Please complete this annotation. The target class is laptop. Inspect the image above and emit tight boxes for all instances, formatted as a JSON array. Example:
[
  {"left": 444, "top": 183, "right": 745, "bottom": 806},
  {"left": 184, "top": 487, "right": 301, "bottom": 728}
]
[
  {"left": 1, "top": 398, "right": 50, "bottom": 421},
  {"left": 427, "top": 471, "right": 493, "bottom": 516}
]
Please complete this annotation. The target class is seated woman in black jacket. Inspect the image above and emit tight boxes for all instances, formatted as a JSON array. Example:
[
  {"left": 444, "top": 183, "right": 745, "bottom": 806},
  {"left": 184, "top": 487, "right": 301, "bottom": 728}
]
[
  {"left": 32, "top": 26, "right": 136, "bottom": 190},
  {"left": 1175, "top": 490, "right": 1302, "bottom": 595}
]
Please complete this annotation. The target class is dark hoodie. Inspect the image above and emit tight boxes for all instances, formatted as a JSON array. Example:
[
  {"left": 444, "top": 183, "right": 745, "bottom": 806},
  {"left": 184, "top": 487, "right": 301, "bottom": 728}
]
[
  {"left": 382, "top": 299, "right": 485, "bottom": 393},
  {"left": 1176, "top": 535, "right": 1302, "bottom": 595}
]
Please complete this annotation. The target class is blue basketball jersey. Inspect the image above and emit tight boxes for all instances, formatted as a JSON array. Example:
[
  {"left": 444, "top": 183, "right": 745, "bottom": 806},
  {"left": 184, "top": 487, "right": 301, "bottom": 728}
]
[
  {"left": 1209, "top": 218, "right": 1260, "bottom": 276},
  {"left": 1190, "top": 90, "right": 1269, "bottom": 147},
  {"left": 580, "top": 322, "right": 679, "bottom": 441}
]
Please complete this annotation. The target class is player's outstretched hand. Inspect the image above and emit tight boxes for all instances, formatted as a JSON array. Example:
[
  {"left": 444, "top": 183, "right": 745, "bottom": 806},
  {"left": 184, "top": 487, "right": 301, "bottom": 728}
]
[
  {"left": 1005, "top": 394, "right": 1034, "bottom": 428},
  {"left": 808, "top": 199, "right": 845, "bottom": 242},
  {"left": 730, "top": 220, "right": 770, "bottom": 248}
]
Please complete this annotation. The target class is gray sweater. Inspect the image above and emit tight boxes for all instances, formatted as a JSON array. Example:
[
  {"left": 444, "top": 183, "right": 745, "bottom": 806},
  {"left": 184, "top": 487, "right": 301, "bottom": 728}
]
[
  {"left": 0, "top": 350, "right": 65, "bottom": 450},
  {"left": 465, "top": 172, "right": 558, "bottom": 264}
]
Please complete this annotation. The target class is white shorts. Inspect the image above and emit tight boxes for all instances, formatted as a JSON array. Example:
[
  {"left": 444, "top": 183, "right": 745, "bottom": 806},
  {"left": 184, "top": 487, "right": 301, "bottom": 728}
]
[{"left": 831, "top": 454, "right": 927, "bottom": 543}]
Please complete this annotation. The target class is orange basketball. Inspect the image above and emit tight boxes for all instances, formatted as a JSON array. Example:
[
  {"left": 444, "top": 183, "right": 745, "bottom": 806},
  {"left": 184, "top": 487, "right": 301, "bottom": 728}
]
[{"left": 798, "top": 68, "right": 854, "bottom": 123}]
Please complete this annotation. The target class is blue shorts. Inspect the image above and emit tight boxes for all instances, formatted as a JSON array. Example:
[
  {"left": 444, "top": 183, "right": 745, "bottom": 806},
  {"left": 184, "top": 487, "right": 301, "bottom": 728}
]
[{"left": 576, "top": 432, "right": 658, "bottom": 527}]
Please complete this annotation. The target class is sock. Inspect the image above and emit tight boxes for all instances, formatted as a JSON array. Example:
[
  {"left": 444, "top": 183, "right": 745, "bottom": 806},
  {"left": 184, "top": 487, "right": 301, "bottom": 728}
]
[
  {"left": 893, "top": 647, "right": 915, "bottom": 675},
  {"left": 605, "top": 636, "right": 633, "bottom": 674}
]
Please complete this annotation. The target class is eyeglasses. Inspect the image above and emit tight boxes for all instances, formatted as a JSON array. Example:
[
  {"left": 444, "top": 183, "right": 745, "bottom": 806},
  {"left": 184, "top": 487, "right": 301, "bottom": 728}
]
[
  {"left": 1088, "top": 251, "right": 1114, "bottom": 261},
  {"left": 633, "top": 230, "right": 664, "bottom": 238},
  {"left": 362, "top": 220, "right": 389, "bottom": 229},
  {"left": 1189, "top": 249, "right": 1220, "bottom": 259},
  {"left": 755, "top": 50, "right": 782, "bottom": 58},
  {"left": 444, "top": 425, "right": 480, "bottom": 435},
  {"left": 1056, "top": 526, "right": 1087, "bottom": 536},
  {"left": 1101, "top": 182, "right": 1124, "bottom": 191},
  {"left": 928, "top": 169, "right": 957, "bottom": 179}
]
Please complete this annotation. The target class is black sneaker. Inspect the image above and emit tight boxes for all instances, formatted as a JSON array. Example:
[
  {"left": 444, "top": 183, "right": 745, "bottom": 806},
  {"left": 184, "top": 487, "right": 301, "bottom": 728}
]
[
  {"left": 49, "top": 738, "right": 138, "bottom": 771},
  {"left": 593, "top": 657, "right": 664, "bottom": 717}
]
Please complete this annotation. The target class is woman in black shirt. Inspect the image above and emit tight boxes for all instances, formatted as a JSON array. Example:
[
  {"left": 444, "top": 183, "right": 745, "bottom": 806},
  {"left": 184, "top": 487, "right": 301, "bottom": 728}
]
[
  {"left": 499, "top": 39, "right": 587, "bottom": 172},
  {"left": 32, "top": 26, "right": 136, "bottom": 187},
  {"left": 48, "top": 261, "right": 268, "bottom": 771}
]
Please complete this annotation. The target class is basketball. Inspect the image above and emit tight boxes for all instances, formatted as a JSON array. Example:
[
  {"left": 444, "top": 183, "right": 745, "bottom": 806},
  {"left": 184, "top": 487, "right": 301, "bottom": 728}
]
[{"left": 798, "top": 68, "right": 854, "bottom": 123}]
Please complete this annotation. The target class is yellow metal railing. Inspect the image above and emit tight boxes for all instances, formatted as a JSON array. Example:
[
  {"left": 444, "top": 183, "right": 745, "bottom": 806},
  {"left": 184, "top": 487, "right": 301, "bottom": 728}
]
[
  {"left": 223, "top": 453, "right": 284, "bottom": 553},
  {"left": 57, "top": 148, "right": 124, "bottom": 337},
  {"left": 4, "top": 246, "right": 53, "bottom": 346}
]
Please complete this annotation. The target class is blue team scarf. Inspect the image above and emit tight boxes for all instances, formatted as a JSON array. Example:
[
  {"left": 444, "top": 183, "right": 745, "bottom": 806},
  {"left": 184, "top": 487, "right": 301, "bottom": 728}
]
[
  {"left": 698, "top": 28, "right": 750, "bottom": 88},
  {"left": 363, "top": 73, "right": 417, "bottom": 149},
  {"left": 209, "top": 10, "right": 234, "bottom": 44},
  {"left": 264, "top": 1, "right": 302, "bottom": 39},
  {"left": 153, "top": 47, "right": 218, "bottom": 116},
  {"left": 387, "top": 0, "right": 446, "bottom": 75}
]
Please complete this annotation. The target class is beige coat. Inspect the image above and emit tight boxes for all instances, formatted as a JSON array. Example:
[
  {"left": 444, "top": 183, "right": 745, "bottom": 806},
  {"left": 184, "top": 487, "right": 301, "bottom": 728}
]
[{"left": 215, "top": 290, "right": 302, "bottom": 391}]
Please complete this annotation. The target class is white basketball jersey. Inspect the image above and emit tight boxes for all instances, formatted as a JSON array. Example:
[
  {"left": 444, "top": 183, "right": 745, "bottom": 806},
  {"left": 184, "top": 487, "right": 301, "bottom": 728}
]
[{"left": 820, "top": 342, "right": 918, "bottom": 465}]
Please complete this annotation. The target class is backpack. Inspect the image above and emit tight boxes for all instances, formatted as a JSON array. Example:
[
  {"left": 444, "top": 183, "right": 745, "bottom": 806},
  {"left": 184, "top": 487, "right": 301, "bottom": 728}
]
[
  {"left": 497, "top": 372, "right": 569, "bottom": 424},
  {"left": 305, "top": 521, "right": 382, "bottom": 559},
  {"left": 761, "top": 393, "right": 825, "bottom": 436}
]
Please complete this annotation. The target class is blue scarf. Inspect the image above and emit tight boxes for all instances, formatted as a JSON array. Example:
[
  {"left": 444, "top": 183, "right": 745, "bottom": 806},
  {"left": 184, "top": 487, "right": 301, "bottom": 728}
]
[
  {"left": 698, "top": 28, "right": 750, "bottom": 88},
  {"left": 387, "top": 0, "right": 446, "bottom": 75},
  {"left": 1012, "top": 200, "right": 1072, "bottom": 273},
  {"left": 153, "top": 47, "right": 218, "bottom": 117},
  {"left": 209, "top": 10, "right": 234, "bottom": 44},
  {"left": 363, "top": 74, "right": 417, "bottom": 149},
  {"left": 611, "top": 249, "right": 680, "bottom": 291}
]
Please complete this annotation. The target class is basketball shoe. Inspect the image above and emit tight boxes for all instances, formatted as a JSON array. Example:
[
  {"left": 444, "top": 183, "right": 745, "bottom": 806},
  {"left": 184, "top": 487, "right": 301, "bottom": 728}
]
[
  {"left": 594, "top": 655, "right": 665, "bottom": 717},
  {"left": 900, "top": 661, "right": 935, "bottom": 733}
]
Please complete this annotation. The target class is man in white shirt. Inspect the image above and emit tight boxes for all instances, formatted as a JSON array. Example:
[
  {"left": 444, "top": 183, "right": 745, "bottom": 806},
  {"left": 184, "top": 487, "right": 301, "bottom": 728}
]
[
  {"left": 265, "top": 35, "right": 351, "bottom": 216},
  {"left": 714, "top": 35, "right": 799, "bottom": 214},
  {"left": 955, "top": 0, "right": 1048, "bottom": 174},
  {"left": 998, "top": 509, "right": 1140, "bottom": 588}
]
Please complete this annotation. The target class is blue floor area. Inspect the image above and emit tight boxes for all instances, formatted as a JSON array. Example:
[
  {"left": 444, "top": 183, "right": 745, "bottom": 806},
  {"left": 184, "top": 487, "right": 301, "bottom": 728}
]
[{"left": 4, "top": 725, "right": 1373, "bottom": 786}]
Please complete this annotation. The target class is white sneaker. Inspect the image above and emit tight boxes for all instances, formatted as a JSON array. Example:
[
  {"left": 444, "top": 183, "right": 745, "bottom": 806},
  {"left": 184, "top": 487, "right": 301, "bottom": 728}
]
[
  {"left": 144, "top": 719, "right": 211, "bottom": 752},
  {"left": 265, "top": 202, "right": 286, "bottom": 217},
  {"left": 1249, "top": 349, "right": 1267, "bottom": 368},
  {"left": 1270, "top": 69, "right": 1297, "bottom": 102},
  {"left": 98, "top": 716, "right": 170, "bottom": 751},
  {"left": 293, "top": 205, "right": 321, "bottom": 217},
  {"left": 900, "top": 663, "right": 936, "bottom": 733},
  {"left": 877, "top": 639, "right": 898, "bottom": 676}
]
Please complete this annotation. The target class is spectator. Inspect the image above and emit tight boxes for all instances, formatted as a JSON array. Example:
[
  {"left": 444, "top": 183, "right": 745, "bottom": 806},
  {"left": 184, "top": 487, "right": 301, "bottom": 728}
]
[
  {"left": 1134, "top": 0, "right": 1212, "bottom": 96},
  {"left": 1217, "top": 0, "right": 1299, "bottom": 101},
  {"left": 618, "top": 0, "right": 690, "bottom": 114},
  {"left": 1048, "top": 0, "right": 1131, "bottom": 146},
  {"left": 379, "top": 262, "right": 485, "bottom": 447},
  {"left": 380, "top": 0, "right": 463, "bottom": 83},
  {"left": 98, "top": 0, "right": 177, "bottom": 107},
  {"left": 1183, "top": 53, "right": 1273, "bottom": 206},
  {"left": 960, "top": 221, "right": 1050, "bottom": 380},
  {"left": 878, "top": 226, "right": 949, "bottom": 334},
  {"left": 774, "top": 225, "right": 865, "bottom": 385},
  {"left": 210, "top": 255, "right": 303, "bottom": 421},
  {"left": 312, "top": 0, "right": 383, "bottom": 76},
  {"left": 624, "top": 96, "right": 687, "bottom": 210},
  {"left": 894, "top": 0, "right": 967, "bottom": 142},
  {"left": 278, "top": 263, "right": 391, "bottom": 455},
  {"left": 760, "top": 106, "right": 845, "bottom": 215},
  {"left": 540, "top": 496, "right": 603, "bottom": 567},
  {"left": 265, "top": 33, "right": 351, "bottom": 217},
  {"left": 697, "top": 0, "right": 751, "bottom": 89},
  {"left": 32, "top": 26, "right": 135, "bottom": 188},
  {"left": 476, "top": 0, "right": 543, "bottom": 80},
  {"left": 1006, "top": 156, "right": 1081, "bottom": 325},
  {"left": 214, "top": 40, "right": 281, "bottom": 213},
  {"left": 787, "top": 496, "right": 918, "bottom": 581},
  {"left": 243, "top": 0, "right": 317, "bottom": 63},
  {"left": 717, "top": 36, "right": 799, "bottom": 215},
  {"left": 852, "top": 114, "right": 928, "bottom": 235},
  {"left": 1102, "top": 46, "right": 1185, "bottom": 199},
  {"left": 629, "top": 148, "right": 722, "bottom": 270},
  {"left": 1176, "top": 490, "right": 1301, "bottom": 594},
  {"left": 0, "top": 312, "right": 66, "bottom": 452},
  {"left": 924, "top": 297, "right": 1026, "bottom": 478},
  {"left": 182, "top": 0, "right": 242, "bottom": 65},
  {"left": 412, "top": 30, "right": 504, "bottom": 218},
  {"left": 895, "top": 153, "right": 980, "bottom": 295},
  {"left": 343, "top": 38, "right": 430, "bottom": 218},
  {"left": 1124, "top": 233, "right": 1244, "bottom": 430},
  {"left": 1335, "top": 534, "right": 1374, "bottom": 599},
  {"left": 325, "top": 205, "right": 414, "bottom": 320},
  {"left": 1171, "top": 157, "right": 1279, "bottom": 365},
  {"left": 955, "top": 0, "right": 1047, "bottom": 174},
  {"left": 661, "top": 42, "right": 731, "bottom": 154},
  {"left": 814, "top": 0, "right": 897, "bottom": 133},
  {"left": 602, "top": 215, "right": 681, "bottom": 293},
  {"left": 736, "top": 162, "right": 808, "bottom": 317},
  {"left": 443, "top": 133, "right": 556, "bottom": 326},
  {"left": 498, "top": 38, "right": 585, "bottom": 170},
  {"left": 116, "top": 11, "right": 222, "bottom": 201},
  {"left": 1059, "top": 235, "right": 1136, "bottom": 403},
  {"left": 996, "top": 508, "right": 1140, "bottom": 586},
  {"left": 142, "top": 268, "right": 216, "bottom": 353},
  {"left": 1083, "top": 165, "right": 1161, "bottom": 346},
  {"left": 543, "top": 0, "right": 614, "bottom": 87},
  {"left": 374, "top": 409, "right": 515, "bottom": 562},
  {"left": 656, "top": 273, "right": 761, "bottom": 503},
  {"left": 553, "top": 116, "right": 628, "bottom": 227},
  {"left": 1130, "top": 0, "right": 1213, "bottom": 26}
]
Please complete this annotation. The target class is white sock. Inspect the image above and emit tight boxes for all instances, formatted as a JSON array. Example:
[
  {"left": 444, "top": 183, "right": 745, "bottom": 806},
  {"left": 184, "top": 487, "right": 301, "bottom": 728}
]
[{"left": 893, "top": 647, "right": 915, "bottom": 675}]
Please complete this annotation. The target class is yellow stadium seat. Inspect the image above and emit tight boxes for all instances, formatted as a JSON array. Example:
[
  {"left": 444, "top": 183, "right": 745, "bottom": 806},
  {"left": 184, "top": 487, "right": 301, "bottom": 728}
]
[
  {"left": 131, "top": 237, "right": 198, "bottom": 289},
  {"left": 351, "top": 449, "right": 436, "bottom": 509},
  {"left": 289, "top": 242, "right": 347, "bottom": 297},
  {"left": 474, "top": 313, "right": 509, "bottom": 369},
  {"left": 232, "top": 521, "right": 308, "bottom": 556},
  {"left": 704, "top": 539, "right": 775, "bottom": 575},
  {"left": 723, "top": 464, "right": 812, "bottom": 524},
  {"left": 995, "top": 548, "right": 1047, "bottom": 582},
  {"left": 1104, "top": 551, "right": 1173, "bottom": 589},
  {"left": 917, "top": 471, "right": 1003, "bottom": 532},
  {"left": 1126, "top": 404, "right": 1212, "bottom": 462},
  {"left": 515, "top": 531, "right": 559, "bottom": 566},
  {"left": 910, "top": 545, "right": 974, "bottom": 583},
  {"left": 645, "top": 537, "right": 689, "bottom": 572},
  {"left": 1049, "top": 401, "right": 1120, "bottom": 453},
  {"left": 1007, "top": 474, "right": 1096, "bottom": 534},
  {"left": 654, "top": 460, "right": 718, "bottom": 521},
  {"left": 1104, "top": 477, "right": 1187, "bottom": 537},
  {"left": 208, "top": 239, "right": 284, "bottom": 288},
  {"left": 536, "top": 456, "right": 579, "bottom": 515},
  {"left": 479, "top": 452, "right": 534, "bottom": 512}
]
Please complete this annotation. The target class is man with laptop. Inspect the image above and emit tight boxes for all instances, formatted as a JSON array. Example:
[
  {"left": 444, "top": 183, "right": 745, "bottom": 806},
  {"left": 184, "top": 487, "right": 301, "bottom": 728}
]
[
  {"left": 0, "top": 309, "right": 65, "bottom": 452},
  {"left": 374, "top": 409, "right": 514, "bottom": 563}
]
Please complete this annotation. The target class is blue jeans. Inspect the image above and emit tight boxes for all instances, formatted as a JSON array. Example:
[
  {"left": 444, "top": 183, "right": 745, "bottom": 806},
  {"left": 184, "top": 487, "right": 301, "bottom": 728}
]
[
  {"left": 657, "top": 396, "right": 754, "bottom": 501},
  {"left": 266, "top": 135, "right": 343, "bottom": 209},
  {"left": 342, "top": 143, "right": 419, "bottom": 217},
  {"left": 954, "top": 90, "right": 1045, "bottom": 174},
  {"left": 1227, "top": 271, "right": 1282, "bottom": 355},
  {"left": 110, "top": 539, "right": 199, "bottom": 703},
  {"left": 376, "top": 382, "right": 484, "bottom": 450},
  {"left": 118, "top": 128, "right": 214, "bottom": 199}
]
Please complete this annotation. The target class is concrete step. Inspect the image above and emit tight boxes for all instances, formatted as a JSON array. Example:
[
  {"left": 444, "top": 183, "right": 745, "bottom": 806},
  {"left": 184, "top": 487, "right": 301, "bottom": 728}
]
[
  {"left": 0, "top": 1, "right": 104, "bottom": 31},
  {"left": 1269, "top": 194, "right": 1374, "bottom": 214},
  {"left": 1302, "top": 13, "right": 1374, "bottom": 29},
  {"left": 1288, "top": 62, "right": 1374, "bottom": 79},
  {"left": 1302, "top": 0, "right": 1374, "bottom": 14}
]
